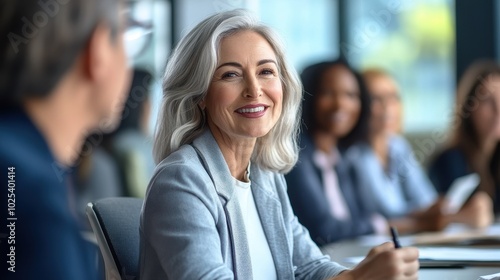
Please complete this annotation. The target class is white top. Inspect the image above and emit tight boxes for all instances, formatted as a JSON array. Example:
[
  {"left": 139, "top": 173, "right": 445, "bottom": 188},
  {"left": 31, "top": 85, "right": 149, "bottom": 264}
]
[{"left": 233, "top": 167, "right": 277, "bottom": 280}]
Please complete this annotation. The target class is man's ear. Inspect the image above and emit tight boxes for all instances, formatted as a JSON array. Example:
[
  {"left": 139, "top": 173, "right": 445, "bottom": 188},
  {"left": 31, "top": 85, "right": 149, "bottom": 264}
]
[{"left": 83, "top": 24, "right": 113, "bottom": 82}]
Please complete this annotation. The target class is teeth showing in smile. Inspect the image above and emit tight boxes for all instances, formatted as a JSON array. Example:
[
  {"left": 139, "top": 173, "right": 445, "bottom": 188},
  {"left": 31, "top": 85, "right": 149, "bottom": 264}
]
[
  {"left": 331, "top": 112, "right": 348, "bottom": 122},
  {"left": 237, "top": 106, "right": 265, "bottom": 113}
]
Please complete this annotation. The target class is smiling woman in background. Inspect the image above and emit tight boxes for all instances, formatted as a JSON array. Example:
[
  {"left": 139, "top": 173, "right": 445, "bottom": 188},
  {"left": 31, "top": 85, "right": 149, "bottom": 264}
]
[
  {"left": 429, "top": 60, "right": 499, "bottom": 220},
  {"left": 140, "top": 10, "right": 419, "bottom": 280},
  {"left": 285, "top": 59, "right": 390, "bottom": 244}
]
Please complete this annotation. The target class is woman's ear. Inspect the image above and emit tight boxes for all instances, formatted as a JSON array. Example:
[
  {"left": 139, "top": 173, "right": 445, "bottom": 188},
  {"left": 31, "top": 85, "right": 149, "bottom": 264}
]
[{"left": 199, "top": 99, "right": 206, "bottom": 110}]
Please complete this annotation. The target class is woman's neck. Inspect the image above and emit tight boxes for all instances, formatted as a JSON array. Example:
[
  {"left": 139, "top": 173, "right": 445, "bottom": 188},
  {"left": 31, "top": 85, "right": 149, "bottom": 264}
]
[
  {"left": 313, "top": 131, "right": 337, "bottom": 154},
  {"left": 208, "top": 123, "right": 254, "bottom": 182},
  {"left": 370, "top": 132, "right": 390, "bottom": 168}
]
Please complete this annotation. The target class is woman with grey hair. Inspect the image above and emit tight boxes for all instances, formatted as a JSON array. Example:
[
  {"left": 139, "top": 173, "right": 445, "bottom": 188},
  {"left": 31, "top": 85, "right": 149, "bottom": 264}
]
[{"left": 140, "top": 9, "right": 419, "bottom": 280}]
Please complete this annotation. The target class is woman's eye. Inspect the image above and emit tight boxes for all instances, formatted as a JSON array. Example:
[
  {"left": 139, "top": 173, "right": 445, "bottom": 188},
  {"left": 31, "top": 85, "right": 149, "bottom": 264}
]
[
  {"left": 222, "top": 72, "right": 238, "bottom": 79},
  {"left": 261, "top": 69, "right": 275, "bottom": 75}
]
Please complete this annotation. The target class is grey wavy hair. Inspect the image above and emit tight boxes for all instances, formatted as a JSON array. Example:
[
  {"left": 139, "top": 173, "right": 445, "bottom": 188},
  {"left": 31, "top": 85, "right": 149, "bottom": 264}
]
[{"left": 153, "top": 9, "right": 302, "bottom": 173}]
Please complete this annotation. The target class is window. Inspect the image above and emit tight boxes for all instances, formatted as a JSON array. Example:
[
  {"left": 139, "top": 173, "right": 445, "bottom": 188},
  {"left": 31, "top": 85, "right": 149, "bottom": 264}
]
[
  {"left": 175, "top": 0, "right": 339, "bottom": 71},
  {"left": 343, "top": 0, "right": 455, "bottom": 133},
  {"left": 254, "top": 0, "right": 339, "bottom": 71},
  {"left": 126, "top": 0, "right": 171, "bottom": 133}
]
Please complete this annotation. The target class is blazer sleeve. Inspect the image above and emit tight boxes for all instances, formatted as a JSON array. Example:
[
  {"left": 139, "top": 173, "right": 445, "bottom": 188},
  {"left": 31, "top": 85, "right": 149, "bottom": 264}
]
[
  {"left": 285, "top": 157, "right": 375, "bottom": 245},
  {"left": 140, "top": 161, "right": 234, "bottom": 280}
]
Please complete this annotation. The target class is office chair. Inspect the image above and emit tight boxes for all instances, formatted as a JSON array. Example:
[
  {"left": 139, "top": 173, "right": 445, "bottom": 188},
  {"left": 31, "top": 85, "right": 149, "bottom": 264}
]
[{"left": 87, "top": 197, "right": 144, "bottom": 280}]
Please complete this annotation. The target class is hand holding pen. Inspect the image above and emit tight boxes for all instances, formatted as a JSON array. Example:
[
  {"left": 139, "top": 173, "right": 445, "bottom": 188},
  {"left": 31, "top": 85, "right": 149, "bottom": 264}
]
[
  {"left": 391, "top": 226, "right": 402, "bottom": 248},
  {"left": 335, "top": 226, "right": 419, "bottom": 280}
]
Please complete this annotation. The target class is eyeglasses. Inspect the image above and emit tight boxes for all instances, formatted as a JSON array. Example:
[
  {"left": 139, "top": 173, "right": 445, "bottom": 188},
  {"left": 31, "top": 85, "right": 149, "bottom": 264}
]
[{"left": 123, "top": 11, "right": 153, "bottom": 60}]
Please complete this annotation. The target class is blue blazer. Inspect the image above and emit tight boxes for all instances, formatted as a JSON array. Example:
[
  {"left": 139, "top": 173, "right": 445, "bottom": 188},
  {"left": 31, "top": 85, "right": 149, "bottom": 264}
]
[
  {"left": 347, "top": 135, "right": 437, "bottom": 218},
  {"left": 0, "top": 109, "right": 98, "bottom": 280},
  {"left": 285, "top": 134, "right": 376, "bottom": 245},
  {"left": 140, "top": 129, "right": 346, "bottom": 279}
]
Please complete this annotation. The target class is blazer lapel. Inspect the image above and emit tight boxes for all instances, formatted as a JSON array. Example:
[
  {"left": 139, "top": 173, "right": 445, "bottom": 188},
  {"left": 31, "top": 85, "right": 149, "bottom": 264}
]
[
  {"left": 192, "top": 129, "right": 252, "bottom": 279},
  {"left": 250, "top": 165, "right": 294, "bottom": 280}
]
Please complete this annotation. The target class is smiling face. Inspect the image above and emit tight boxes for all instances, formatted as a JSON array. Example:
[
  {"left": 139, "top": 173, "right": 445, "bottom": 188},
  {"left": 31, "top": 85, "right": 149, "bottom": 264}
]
[
  {"left": 202, "top": 30, "right": 283, "bottom": 143},
  {"left": 313, "top": 65, "right": 361, "bottom": 138}
]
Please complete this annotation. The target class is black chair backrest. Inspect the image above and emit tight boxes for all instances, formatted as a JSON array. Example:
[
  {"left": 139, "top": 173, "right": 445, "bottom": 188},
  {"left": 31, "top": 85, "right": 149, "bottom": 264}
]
[{"left": 90, "top": 197, "right": 143, "bottom": 280}]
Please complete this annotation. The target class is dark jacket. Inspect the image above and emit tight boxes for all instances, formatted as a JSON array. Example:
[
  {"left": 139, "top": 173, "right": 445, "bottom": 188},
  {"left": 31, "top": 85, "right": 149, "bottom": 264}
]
[
  {"left": 285, "top": 134, "right": 376, "bottom": 245},
  {"left": 428, "top": 147, "right": 500, "bottom": 215},
  {"left": 0, "top": 108, "right": 99, "bottom": 279}
]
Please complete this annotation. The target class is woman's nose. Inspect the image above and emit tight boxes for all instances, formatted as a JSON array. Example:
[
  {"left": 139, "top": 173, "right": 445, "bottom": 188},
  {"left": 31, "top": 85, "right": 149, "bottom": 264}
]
[{"left": 243, "top": 76, "right": 262, "bottom": 98}]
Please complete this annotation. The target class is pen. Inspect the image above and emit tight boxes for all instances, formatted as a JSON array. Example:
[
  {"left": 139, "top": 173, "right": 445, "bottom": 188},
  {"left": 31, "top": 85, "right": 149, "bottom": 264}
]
[{"left": 390, "top": 226, "right": 402, "bottom": 249}]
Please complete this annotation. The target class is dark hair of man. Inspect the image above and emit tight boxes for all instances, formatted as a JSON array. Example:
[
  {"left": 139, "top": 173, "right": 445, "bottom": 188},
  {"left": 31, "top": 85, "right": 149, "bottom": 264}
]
[{"left": 0, "top": 0, "right": 121, "bottom": 109}]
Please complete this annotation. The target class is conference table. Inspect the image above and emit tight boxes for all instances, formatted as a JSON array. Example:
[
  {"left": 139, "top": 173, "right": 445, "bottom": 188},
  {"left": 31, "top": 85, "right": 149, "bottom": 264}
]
[{"left": 320, "top": 228, "right": 500, "bottom": 280}]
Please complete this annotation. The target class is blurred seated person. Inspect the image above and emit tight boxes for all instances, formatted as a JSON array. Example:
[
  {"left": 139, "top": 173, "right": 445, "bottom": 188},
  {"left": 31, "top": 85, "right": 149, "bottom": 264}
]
[
  {"left": 349, "top": 69, "right": 437, "bottom": 218},
  {"left": 110, "top": 68, "right": 155, "bottom": 197},
  {"left": 348, "top": 68, "right": 491, "bottom": 232},
  {"left": 428, "top": 60, "right": 498, "bottom": 220},
  {"left": 140, "top": 10, "right": 419, "bottom": 280},
  {"left": 0, "top": 0, "right": 131, "bottom": 278},
  {"left": 73, "top": 134, "right": 123, "bottom": 216},
  {"left": 285, "top": 60, "right": 390, "bottom": 245}
]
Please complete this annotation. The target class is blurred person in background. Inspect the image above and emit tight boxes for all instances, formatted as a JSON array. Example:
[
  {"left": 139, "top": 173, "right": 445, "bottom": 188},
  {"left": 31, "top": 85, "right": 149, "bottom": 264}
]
[
  {"left": 348, "top": 68, "right": 492, "bottom": 233},
  {"left": 73, "top": 134, "right": 123, "bottom": 217},
  {"left": 0, "top": 0, "right": 132, "bottom": 279},
  {"left": 428, "top": 60, "right": 499, "bottom": 220},
  {"left": 284, "top": 59, "right": 388, "bottom": 244},
  {"left": 110, "top": 68, "right": 155, "bottom": 197},
  {"left": 74, "top": 69, "right": 155, "bottom": 209},
  {"left": 349, "top": 69, "right": 437, "bottom": 220}
]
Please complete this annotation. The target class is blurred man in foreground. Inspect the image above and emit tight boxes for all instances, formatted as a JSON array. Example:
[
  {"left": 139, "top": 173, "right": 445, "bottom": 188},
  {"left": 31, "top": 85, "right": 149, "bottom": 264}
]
[{"left": 0, "top": 0, "right": 131, "bottom": 278}]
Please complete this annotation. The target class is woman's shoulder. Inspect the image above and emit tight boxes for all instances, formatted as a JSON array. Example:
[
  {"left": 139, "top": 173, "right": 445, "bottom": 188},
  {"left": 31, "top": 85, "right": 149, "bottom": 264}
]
[
  {"left": 154, "top": 145, "right": 202, "bottom": 175},
  {"left": 147, "top": 144, "right": 214, "bottom": 198}
]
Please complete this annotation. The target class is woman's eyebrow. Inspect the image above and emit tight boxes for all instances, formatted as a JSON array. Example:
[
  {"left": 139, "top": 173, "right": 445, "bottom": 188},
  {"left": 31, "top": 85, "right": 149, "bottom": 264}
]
[
  {"left": 215, "top": 59, "right": 277, "bottom": 70},
  {"left": 257, "top": 59, "right": 278, "bottom": 66},
  {"left": 216, "top": 62, "right": 242, "bottom": 70}
]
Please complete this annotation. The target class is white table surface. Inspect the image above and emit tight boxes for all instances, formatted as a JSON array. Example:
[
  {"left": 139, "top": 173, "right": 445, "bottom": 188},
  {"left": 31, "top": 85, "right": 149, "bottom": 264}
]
[{"left": 320, "top": 235, "right": 500, "bottom": 280}]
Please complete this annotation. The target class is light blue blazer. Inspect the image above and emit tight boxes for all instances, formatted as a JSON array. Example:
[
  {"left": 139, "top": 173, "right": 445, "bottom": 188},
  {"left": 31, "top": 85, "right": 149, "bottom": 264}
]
[
  {"left": 140, "top": 129, "right": 346, "bottom": 280},
  {"left": 347, "top": 135, "right": 437, "bottom": 218}
]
